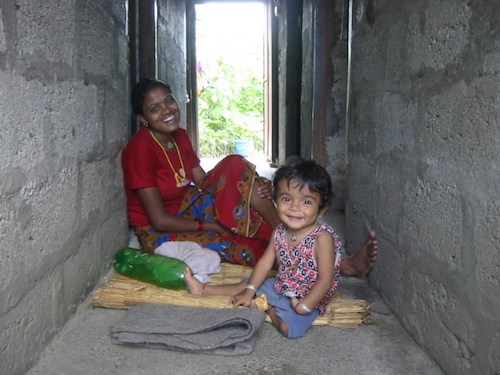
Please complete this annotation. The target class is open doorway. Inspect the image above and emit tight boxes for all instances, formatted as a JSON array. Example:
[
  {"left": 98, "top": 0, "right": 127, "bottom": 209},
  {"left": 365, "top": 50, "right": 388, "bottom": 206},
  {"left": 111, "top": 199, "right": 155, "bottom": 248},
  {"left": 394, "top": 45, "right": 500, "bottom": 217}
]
[
  {"left": 186, "top": 0, "right": 276, "bottom": 163},
  {"left": 195, "top": 2, "right": 265, "bottom": 159}
]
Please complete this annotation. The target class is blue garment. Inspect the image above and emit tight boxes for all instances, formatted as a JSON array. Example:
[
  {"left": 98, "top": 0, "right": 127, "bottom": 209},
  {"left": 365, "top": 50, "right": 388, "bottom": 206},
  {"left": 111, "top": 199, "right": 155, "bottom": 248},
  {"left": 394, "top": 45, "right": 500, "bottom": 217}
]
[{"left": 256, "top": 278, "right": 320, "bottom": 339}]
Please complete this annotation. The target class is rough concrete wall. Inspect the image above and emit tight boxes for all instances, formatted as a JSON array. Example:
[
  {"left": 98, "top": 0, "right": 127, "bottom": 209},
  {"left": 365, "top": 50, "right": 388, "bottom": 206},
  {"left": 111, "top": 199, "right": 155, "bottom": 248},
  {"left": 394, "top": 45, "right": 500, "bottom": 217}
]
[
  {"left": 346, "top": 1, "right": 500, "bottom": 374},
  {"left": 325, "top": 0, "right": 348, "bottom": 210},
  {"left": 0, "top": 1, "right": 129, "bottom": 374},
  {"left": 157, "top": 0, "right": 187, "bottom": 127}
]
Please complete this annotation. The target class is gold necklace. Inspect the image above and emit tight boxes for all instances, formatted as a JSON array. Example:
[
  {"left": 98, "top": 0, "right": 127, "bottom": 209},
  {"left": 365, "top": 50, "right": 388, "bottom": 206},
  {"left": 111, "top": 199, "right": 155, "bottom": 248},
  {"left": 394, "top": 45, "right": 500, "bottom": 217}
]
[
  {"left": 149, "top": 131, "right": 187, "bottom": 187},
  {"left": 289, "top": 222, "right": 318, "bottom": 242}
]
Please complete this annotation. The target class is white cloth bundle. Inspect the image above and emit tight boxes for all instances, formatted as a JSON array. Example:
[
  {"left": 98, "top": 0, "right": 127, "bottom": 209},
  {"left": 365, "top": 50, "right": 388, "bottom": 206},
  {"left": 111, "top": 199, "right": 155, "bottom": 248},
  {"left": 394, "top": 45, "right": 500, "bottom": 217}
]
[{"left": 154, "top": 241, "right": 221, "bottom": 283}]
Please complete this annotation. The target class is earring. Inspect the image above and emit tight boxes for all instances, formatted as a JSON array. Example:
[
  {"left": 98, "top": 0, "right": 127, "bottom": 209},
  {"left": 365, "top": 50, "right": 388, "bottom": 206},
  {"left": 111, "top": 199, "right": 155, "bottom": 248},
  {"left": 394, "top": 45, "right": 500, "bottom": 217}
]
[{"left": 143, "top": 123, "right": 149, "bottom": 127}]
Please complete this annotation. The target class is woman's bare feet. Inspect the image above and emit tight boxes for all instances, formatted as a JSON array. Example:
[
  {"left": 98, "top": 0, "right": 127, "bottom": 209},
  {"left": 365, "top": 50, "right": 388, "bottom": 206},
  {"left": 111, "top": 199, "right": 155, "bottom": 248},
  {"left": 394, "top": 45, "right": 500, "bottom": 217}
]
[
  {"left": 183, "top": 267, "right": 205, "bottom": 295},
  {"left": 340, "top": 231, "right": 378, "bottom": 278}
]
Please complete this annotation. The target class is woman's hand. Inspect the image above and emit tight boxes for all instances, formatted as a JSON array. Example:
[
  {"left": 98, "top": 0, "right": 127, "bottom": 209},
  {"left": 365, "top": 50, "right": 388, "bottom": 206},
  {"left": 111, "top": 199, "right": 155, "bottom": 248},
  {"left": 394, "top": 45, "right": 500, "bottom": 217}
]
[
  {"left": 202, "top": 221, "right": 230, "bottom": 235},
  {"left": 256, "top": 177, "right": 273, "bottom": 199},
  {"left": 230, "top": 289, "right": 255, "bottom": 308}
]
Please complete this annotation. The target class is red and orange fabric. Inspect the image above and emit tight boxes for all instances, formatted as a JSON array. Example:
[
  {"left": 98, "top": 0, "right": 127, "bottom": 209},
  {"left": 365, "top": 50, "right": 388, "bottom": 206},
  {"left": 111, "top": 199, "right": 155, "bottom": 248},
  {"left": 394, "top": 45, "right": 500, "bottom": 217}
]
[{"left": 133, "top": 155, "right": 273, "bottom": 267}]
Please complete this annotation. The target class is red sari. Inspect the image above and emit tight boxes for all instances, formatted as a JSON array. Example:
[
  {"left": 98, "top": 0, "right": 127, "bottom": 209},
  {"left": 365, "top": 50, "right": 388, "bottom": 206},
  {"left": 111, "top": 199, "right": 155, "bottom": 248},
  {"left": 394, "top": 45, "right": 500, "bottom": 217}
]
[{"left": 122, "top": 128, "right": 273, "bottom": 267}]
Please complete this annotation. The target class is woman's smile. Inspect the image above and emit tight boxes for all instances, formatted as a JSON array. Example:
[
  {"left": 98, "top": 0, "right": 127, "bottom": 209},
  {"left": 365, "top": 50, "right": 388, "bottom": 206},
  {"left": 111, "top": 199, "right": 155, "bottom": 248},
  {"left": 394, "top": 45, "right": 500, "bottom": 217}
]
[{"left": 139, "top": 85, "right": 180, "bottom": 141}]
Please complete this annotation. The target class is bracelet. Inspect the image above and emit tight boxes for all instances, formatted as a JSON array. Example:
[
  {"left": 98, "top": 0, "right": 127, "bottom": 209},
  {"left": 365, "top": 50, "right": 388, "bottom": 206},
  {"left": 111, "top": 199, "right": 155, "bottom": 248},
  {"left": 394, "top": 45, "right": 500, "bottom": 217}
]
[
  {"left": 301, "top": 302, "right": 312, "bottom": 313},
  {"left": 294, "top": 300, "right": 312, "bottom": 314},
  {"left": 245, "top": 284, "right": 256, "bottom": 291},
  {"left": 195, "top": 218, "right": 204, "bottom": 231}
]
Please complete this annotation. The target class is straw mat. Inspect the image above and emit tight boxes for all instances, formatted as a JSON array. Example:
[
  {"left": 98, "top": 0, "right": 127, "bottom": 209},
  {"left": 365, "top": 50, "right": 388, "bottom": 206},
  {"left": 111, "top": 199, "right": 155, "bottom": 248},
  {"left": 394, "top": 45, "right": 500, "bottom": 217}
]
[{"left": 92, "top": 263, "right": 372, "bottom": 329}]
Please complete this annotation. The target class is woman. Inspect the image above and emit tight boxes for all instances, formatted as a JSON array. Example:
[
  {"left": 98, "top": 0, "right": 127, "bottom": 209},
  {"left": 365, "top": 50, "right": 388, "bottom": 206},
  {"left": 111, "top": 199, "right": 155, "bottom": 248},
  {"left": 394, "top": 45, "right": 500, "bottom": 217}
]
[
  {"left": 122, "top": 78, "right": 281, "bottom": 266},
  {"left": 122, "top": 78, "right": 378, "bottom": 274}
]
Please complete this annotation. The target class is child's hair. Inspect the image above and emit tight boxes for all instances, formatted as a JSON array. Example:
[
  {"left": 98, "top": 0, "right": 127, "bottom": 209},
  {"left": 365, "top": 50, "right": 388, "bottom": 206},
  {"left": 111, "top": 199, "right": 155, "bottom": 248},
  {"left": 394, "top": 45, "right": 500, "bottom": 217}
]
[
  {"left": 131, "top": 78, "right": 172, "bottom": 116},
  {"left": 272, "top": 156, "right": 333, "bottom": 210}
]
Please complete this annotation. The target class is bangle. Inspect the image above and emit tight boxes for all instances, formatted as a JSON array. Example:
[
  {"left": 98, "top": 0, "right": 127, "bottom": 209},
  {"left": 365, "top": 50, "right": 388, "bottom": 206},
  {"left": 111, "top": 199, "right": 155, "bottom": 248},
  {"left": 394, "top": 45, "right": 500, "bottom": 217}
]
[
  {"left": 245, "top": 284, "right": 256, "bottom": 291},
  {"left": 294, "top": 300, "right": 312, "bottom": 314},
  {"left": 195, "top": 218, "right": 204, "bottom": 231},
  {"left": 300, "top": 301, "right": 312, "bottom": 313}
]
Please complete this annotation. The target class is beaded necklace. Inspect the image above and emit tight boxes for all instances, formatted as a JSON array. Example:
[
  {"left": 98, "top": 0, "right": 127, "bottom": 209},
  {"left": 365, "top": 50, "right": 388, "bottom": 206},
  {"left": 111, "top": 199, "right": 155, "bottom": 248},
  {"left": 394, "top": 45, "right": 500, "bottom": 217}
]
[{"left": 149, "top": 131, "right": 187, "bottom": 188}]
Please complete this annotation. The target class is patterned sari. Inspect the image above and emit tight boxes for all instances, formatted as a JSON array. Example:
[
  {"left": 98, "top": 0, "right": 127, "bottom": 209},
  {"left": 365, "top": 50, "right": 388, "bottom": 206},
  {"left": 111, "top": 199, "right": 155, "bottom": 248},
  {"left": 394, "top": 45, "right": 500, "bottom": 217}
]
[{"left": 133, "top": 155, "right": 273, "bottom": 267}]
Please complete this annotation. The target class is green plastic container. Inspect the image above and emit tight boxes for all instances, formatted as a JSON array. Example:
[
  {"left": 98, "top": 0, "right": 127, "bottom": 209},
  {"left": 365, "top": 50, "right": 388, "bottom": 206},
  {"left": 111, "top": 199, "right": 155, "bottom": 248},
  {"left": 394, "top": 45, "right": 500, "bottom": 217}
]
[{"left": 113, "top": 247, "right": 188, "bottom": 290}]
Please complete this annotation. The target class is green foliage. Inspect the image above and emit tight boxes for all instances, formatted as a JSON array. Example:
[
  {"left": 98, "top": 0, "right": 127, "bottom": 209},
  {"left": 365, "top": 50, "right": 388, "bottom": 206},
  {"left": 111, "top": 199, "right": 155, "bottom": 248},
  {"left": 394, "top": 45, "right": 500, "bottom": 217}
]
[{"left": 198, "top": 60, "right": 264, "bottom": 157}]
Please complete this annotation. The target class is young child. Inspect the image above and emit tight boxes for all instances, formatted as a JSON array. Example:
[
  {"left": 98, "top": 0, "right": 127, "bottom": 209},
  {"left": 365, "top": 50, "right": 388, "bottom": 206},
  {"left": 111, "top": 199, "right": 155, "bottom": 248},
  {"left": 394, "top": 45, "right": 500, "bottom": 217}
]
[{"left": 183, "top": 156, "right": 342, "bottom": 339}]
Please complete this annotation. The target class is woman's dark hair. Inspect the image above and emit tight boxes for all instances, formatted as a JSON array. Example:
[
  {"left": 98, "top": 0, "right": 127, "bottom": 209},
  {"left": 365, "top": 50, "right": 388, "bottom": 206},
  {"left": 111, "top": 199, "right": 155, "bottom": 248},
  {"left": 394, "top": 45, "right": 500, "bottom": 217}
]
[
  {"left": 131, "top": 78, "right": 172, "bottom": 116},
  {"left": 272, "top": 156, "right": 333, "bottom": 210}
]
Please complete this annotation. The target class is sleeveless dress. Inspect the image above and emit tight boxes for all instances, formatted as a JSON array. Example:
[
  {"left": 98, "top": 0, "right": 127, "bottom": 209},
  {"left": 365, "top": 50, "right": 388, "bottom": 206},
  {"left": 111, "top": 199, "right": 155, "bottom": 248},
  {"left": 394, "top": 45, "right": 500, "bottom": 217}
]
[{"left": 273, "top": 222, "right": 342, "bottom": 315}]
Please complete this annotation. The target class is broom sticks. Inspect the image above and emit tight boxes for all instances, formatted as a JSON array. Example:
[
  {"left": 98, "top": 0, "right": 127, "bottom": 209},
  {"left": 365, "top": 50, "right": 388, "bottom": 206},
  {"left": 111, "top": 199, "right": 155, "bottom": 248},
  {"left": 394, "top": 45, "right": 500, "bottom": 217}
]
[{"left": 91, "top": 263, "right": 370, "bottom": 329}]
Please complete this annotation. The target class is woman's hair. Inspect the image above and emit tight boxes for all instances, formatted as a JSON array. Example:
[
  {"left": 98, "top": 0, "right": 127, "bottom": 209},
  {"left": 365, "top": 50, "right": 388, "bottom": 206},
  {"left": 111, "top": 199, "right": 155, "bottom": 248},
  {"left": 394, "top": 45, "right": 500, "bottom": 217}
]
[
  {"left": 131, "top": 78, "right": 172, "bottom": 116},
  {"left": 272, "top": 156, "right": 333, "bottom": 210}
]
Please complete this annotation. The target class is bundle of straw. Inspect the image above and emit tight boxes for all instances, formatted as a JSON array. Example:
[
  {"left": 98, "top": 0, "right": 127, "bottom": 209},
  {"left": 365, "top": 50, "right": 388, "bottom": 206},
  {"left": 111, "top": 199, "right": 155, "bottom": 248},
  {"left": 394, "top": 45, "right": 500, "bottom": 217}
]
[{"left": 91, "top": 263, "right": 370, "bottom": 329}]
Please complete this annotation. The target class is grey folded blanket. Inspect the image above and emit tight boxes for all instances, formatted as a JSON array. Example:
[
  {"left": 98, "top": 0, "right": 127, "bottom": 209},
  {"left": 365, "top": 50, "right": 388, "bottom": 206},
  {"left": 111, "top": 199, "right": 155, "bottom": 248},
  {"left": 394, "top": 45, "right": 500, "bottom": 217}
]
[{"left": 111, "top": 304, "right": 266, "bottom": 356}]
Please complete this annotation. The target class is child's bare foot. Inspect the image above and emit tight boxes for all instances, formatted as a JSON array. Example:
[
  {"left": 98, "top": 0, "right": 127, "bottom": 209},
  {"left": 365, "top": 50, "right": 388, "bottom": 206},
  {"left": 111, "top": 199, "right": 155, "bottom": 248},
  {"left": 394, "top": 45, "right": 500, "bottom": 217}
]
[
  {"left": 183, "top": 267, "right": 205, "bottom": 295},
  {"left": 340, "top": 230, "right": 378, "bottom": 278}
]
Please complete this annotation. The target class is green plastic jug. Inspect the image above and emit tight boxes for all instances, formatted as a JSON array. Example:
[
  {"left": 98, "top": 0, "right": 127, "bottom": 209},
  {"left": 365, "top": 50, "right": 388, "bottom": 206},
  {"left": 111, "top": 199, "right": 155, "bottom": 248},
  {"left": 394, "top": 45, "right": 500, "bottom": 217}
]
[{"left": 113, "top": 247, "right": 188, "bottom": 290}]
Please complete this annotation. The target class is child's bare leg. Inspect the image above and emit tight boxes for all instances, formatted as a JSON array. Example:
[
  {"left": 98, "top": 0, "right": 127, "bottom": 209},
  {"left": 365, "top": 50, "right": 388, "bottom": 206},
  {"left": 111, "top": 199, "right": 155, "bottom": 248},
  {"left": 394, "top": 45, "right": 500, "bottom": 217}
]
[
  {"left": 266, "top": 306, "right": 289, "bottom": 337},
  {"left": 183, "top": 268, "right": 247, "bottom": 296},
  {"left": 250, "top": 177, "right": 282, "bottom": 228},
  {"left": 340, "top": 230, "right": 378, "bottom": 278}
]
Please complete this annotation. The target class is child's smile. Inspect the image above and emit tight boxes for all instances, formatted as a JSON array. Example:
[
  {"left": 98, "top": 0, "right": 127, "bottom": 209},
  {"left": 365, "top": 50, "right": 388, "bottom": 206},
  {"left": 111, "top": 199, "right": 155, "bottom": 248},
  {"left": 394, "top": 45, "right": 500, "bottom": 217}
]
[{"left": 276, "top": 178, "right": 323, "bottom": 237}]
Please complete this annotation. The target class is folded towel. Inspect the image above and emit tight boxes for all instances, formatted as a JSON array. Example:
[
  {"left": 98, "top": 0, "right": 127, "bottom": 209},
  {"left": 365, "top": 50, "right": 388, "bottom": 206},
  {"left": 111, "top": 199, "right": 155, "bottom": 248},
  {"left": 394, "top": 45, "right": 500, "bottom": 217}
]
[
  {"left": 154, "top": 241, "right": 221, "bottom": 277},
  {"left": 111, "top": 304, "right": 266, "bottom": 356}
]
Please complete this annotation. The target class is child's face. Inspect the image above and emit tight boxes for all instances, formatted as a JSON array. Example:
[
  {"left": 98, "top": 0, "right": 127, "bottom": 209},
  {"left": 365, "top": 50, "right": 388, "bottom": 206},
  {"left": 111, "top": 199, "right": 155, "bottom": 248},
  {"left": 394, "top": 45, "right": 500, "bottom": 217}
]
[{"left": 275, "top": 178, "right": 324, "bottom": 232}]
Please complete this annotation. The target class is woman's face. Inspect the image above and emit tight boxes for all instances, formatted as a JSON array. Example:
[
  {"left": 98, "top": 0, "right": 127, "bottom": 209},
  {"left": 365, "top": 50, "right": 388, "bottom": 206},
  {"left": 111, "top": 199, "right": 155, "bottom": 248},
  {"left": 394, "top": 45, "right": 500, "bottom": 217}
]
[{"left": 138, "top": 85, "right": 180, "bottom": 136}]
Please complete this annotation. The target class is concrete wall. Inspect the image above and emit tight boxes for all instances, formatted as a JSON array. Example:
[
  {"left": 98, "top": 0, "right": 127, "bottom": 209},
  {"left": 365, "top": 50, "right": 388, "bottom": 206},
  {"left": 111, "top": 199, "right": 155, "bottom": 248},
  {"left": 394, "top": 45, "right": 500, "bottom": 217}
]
[
  {"left": 157, "top": 0, "right": 187, "bottom": 127},
  {"left": 322, "top": 0, "right": 349, "bottom": 210},
  {"left": 0, "top": 1, "right": 129, "bottom": 374},
  {"left": 346, "top": 1, "right": 500, "bottom": 374}
]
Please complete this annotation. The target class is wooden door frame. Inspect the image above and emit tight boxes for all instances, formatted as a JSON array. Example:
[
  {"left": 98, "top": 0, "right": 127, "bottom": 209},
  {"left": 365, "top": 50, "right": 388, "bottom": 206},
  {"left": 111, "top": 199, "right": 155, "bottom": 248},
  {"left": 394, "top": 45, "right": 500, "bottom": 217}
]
[
  {"left": 185, "top": 1, "right": 199, "bottom": 151},
  {"left": 128, "top": 0, "right": 157, "bottom": 136},
  {"left": 264, "top": 0, "right": 279, "bottom": 163}
]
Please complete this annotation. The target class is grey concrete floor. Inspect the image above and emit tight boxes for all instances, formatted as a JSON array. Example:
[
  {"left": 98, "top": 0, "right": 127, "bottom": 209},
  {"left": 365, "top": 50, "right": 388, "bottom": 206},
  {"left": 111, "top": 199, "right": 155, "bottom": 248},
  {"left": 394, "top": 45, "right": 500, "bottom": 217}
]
[
  {"left": 26, "top": 155, "right": 445, "bottom": 375},
  {"left": 26, "top": 270, "right": 444, "bottom": 375}
]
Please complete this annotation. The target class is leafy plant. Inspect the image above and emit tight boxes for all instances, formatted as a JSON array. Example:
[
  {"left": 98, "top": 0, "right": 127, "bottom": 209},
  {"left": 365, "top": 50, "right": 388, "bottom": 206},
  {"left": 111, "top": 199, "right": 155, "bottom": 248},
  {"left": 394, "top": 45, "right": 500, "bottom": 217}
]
[{"left": 198, "top": 59, "right": 264, "bottom": 157}]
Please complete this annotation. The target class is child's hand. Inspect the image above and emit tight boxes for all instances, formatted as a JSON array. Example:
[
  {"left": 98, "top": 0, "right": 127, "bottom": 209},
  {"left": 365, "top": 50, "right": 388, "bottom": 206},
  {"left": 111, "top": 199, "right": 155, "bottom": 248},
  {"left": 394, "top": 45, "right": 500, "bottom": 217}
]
[
  {"left": 230, "top": 290, "right": 255, "bottom": 308},
  {"left": 289, "top": 296, "right": 300, "bottom": 310},
  {"left": 290, "top": 296, "right": 311, "bottom": 315}
]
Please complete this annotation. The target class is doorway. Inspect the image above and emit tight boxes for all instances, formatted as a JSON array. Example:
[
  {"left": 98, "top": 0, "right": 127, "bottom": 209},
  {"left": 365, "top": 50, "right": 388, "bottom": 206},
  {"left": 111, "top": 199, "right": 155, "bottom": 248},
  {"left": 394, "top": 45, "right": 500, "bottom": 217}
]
[
  {"left": 186, "top": 0, "right": 277, "bottom": 162},
  {"left": 128, "top": 0, "right": 281, "bottom": 164}
]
